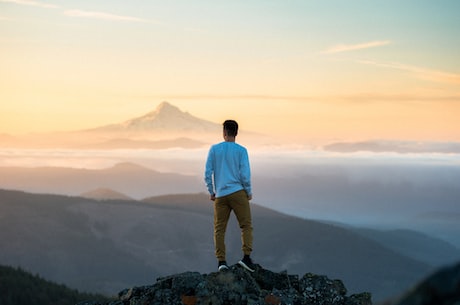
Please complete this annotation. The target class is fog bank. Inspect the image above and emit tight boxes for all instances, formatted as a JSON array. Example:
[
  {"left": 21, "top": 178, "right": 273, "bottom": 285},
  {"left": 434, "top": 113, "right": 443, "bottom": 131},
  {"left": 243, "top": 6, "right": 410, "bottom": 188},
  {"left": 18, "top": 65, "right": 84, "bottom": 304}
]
[{"left": 1, "top": 147, "right": 459, "bottom": 247}]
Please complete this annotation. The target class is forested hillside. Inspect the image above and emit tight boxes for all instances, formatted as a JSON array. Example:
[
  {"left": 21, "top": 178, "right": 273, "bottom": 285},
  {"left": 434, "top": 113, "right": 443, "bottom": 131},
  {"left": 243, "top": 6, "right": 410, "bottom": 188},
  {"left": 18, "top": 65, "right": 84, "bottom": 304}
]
[{"left": 0, "top": 265, "right": 112, "bottom": 305}]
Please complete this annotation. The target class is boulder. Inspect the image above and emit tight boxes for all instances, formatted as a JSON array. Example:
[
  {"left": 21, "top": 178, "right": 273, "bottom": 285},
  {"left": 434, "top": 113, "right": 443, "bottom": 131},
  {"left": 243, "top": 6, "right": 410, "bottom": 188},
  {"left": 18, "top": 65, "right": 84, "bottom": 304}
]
[{"left": 79, "top": 264, "right": 372, "bottom": 305}]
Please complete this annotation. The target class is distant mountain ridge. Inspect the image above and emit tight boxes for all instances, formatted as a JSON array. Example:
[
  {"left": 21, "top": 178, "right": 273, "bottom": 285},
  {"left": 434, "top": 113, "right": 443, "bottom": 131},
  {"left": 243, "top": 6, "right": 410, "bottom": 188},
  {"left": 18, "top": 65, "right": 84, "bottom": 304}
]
[
  {"left": 0, "top": 189, "right": 432, "bottom": 301},
  {"left": 80, "top": 188, "right": 134, "bottom": 201},
  {"left": 0, "top": 162, "right": 202, "bottom": 199}
]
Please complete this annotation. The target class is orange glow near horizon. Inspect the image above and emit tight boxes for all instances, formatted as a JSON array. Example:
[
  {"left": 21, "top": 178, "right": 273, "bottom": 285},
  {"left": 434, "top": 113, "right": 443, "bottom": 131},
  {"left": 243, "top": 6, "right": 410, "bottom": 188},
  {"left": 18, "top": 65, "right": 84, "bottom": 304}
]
[{"left": 1, "top": 98, "right": 458, "bottom": 144}]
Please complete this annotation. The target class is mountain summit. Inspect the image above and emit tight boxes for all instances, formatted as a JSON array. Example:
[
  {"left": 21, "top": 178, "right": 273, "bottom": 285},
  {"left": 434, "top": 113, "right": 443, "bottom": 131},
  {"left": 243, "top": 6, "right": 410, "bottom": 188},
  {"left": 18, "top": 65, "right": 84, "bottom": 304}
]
[
  {"left": 0, "top": 102, "right": 265, "bottom": 148},
  {"left": 94, "top": 102, "right": 220, "bottom": 133},
  {"left": 80, "top": 265, "right": 373, "bottom": 305}
]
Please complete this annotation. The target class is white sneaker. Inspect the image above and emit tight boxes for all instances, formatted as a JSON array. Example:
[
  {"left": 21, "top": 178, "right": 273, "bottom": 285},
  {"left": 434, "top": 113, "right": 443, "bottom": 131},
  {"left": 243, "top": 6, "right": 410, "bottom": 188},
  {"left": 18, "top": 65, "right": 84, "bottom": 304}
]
[
  {"left": 218, "top": 261, "right": 229, "bottom": 271},
  {"left": 238, "top": 256, "right": 255, "bottom": 272}
]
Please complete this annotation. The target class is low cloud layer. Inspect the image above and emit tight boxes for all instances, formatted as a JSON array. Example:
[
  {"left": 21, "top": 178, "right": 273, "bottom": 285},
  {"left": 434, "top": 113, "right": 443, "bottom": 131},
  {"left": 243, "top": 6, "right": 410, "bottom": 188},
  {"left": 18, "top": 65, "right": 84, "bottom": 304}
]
[{"left": 323, "top": 140, "right": 460, "bottom": 154}]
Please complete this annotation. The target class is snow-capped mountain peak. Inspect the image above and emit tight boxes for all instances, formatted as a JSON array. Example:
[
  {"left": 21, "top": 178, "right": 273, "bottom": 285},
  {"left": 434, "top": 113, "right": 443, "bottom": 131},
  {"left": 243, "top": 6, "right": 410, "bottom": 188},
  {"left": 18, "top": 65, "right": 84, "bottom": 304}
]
[
  {"left": 139, "top": 101, "right": 184, "bottom": 120},
  {"left": 95, "top": 102, "right": 220, "bottom": 133}
]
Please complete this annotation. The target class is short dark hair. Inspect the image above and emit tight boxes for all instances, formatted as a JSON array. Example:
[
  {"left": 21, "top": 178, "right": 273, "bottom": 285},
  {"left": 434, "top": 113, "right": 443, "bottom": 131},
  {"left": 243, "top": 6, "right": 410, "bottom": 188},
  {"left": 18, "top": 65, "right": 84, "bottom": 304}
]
[{"left": 223, "top": 120, "right": 238, "bottom": 137}]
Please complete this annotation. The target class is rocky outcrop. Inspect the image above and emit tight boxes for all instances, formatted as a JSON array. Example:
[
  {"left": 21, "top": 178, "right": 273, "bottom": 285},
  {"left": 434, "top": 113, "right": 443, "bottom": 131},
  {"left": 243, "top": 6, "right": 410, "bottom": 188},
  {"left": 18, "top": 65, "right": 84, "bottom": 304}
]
[{"left": 79, "top": 264, "right": 371, "bottom": 305}]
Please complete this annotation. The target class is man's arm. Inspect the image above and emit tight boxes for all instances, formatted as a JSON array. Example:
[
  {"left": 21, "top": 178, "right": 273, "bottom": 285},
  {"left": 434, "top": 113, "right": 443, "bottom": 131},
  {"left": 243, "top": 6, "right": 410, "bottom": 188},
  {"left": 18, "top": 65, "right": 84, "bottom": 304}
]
[
  {"left": 204, "top": 147, "right": 215, "bottom": 200},
  {"left": 240, "top": 148, "right": 252, "bottom": 199}
]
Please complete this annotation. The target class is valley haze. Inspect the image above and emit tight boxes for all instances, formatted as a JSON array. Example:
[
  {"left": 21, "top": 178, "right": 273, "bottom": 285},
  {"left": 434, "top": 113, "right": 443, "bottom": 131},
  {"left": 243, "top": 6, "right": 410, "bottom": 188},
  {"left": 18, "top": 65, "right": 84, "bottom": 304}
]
[{"left": 1, "top": 102, "right": 459, "bottom": 302}]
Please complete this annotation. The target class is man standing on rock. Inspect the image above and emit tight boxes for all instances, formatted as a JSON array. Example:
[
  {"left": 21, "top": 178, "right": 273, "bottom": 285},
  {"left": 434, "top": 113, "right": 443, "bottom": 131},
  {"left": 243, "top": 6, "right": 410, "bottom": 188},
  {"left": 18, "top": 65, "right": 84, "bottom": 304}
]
[{"left": 205, "top": 120, "right": 255, "bottom": 272}]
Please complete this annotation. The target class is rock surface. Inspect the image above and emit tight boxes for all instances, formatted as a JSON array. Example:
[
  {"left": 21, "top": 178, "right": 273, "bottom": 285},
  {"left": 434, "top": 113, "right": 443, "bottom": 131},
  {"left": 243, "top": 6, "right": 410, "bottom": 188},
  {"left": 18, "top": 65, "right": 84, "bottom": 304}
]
[{"left": 79, "top": 264, "right": 372, "bottom": 305}]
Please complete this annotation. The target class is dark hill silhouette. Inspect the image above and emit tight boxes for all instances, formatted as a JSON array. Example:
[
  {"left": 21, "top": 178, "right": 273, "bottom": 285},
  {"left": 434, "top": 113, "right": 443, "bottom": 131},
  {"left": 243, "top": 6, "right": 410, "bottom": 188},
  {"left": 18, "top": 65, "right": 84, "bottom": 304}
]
[
  {"left": 142, "top": 193, "right": 433, "bottom": 301},
  {"left": 386, "top": 261, "right": 460, "bottom": 305},
  {"left": 0, "top": 264, "right": 111, "bottom": 305},
  {"left": 0, "top": 189, "right": 431, "bottom": 301},
  {"left": 80, "top": 188, "right": 134, "bottom": 201},
  {"left": 352, "top": 228, "right": 460, "bottom": 267}
]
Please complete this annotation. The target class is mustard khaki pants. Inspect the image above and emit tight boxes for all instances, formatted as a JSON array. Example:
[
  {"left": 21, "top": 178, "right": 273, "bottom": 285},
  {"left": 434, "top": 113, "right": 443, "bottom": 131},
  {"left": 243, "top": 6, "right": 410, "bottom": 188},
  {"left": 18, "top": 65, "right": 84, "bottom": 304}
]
[{"left": 214, "top": 190, "right": 253, "bottom": 261}]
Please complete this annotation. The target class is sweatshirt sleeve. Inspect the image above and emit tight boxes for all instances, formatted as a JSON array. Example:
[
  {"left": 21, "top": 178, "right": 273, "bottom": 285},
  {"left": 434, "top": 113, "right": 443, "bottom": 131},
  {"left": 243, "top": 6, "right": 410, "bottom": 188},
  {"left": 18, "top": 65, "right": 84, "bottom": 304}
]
[
  {"left": 204, "top": 147, "right": 215, "bottom": 195},
  {"left": 240, "top": 148, "right": 252, "bottom": 196}
]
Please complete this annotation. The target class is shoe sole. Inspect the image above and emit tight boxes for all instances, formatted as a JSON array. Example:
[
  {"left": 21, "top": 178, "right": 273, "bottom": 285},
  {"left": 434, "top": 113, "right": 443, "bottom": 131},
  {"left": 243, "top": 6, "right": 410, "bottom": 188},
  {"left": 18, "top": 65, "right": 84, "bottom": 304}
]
[
  {"left": 218, "top": 265, "right": 229, "bottom": 272},
  {"left": 238, "top": 260, "right": 255, "bottom": 272}
]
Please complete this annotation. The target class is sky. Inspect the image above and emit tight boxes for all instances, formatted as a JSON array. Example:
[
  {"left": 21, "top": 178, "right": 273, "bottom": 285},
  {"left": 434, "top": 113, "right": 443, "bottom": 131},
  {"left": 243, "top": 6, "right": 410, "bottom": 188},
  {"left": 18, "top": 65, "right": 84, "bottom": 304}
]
[{"left": 1, "top": 0, "right": 460, "bottom": 143}]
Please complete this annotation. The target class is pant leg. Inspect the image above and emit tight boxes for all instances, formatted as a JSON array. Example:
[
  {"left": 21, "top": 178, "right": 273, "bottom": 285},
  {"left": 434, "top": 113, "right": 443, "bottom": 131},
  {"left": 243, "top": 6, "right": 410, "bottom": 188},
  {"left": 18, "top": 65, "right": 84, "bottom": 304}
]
[
  {"left": 229, "top": 190, "right": 253, "bottom": 256},
  {"left": 214, "top": 197, "right": 232, "bottom": 261}
]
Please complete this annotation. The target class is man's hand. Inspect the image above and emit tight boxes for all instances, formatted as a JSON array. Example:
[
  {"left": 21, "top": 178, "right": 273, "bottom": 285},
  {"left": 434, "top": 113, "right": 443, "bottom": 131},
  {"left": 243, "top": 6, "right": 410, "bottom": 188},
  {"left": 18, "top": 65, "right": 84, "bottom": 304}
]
[{"left": 210, "top": 194, "right": 216, "bottom": 201}]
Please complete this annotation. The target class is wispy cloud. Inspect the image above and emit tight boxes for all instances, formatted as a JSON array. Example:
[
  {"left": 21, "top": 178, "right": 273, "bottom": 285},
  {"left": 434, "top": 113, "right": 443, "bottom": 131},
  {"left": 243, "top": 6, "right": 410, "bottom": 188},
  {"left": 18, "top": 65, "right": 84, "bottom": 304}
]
[
  {"left": 357, "top": 59, "right": 460, "bottom": 85},
  {"left": 322, "top": 40, "right": 391, "bottom": 54},
  {"left": 0, "top": 0, "right": 58, "bottom": 9},
  {"left": 63, "top": 9, "right": 158, "bottom": 24}
]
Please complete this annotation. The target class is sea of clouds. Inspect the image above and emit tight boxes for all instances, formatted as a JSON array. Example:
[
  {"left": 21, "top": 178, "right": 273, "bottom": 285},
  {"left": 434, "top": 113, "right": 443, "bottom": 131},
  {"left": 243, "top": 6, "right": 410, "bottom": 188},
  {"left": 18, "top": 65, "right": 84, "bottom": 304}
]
[{"left": 1, "top": 147, "right": 459, "bottom": 247}]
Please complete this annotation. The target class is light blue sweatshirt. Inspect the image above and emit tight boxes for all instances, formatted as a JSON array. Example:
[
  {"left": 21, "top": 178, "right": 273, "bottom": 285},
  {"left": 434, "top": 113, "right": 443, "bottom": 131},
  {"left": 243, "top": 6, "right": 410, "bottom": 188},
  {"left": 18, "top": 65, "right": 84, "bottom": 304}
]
[{"left": 204, "top": 141, "right": 252, "bottom": 198}]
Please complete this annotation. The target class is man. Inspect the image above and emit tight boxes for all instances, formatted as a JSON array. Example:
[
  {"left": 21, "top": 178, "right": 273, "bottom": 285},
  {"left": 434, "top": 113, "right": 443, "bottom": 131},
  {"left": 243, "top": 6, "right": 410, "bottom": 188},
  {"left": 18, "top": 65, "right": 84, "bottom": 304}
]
[{"left": 204, "top": 120, "right": 255, "bottom": 272}]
